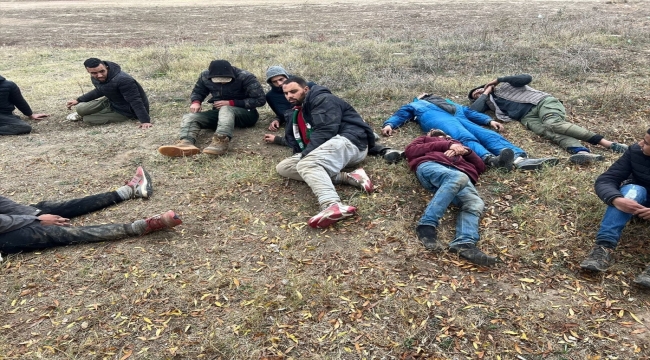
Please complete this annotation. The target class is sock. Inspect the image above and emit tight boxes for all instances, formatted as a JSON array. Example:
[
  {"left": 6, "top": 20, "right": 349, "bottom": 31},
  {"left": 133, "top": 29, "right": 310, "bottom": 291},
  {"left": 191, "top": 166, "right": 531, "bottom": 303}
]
[
  {"left": 116, "top": 185, "right": 134, "bottom": 200},
  {"left": 332, "top": 172, "right": 345, "bottom": 184},
  {"left": 131, "top": 219, "right": 147, "bottom": 235}
]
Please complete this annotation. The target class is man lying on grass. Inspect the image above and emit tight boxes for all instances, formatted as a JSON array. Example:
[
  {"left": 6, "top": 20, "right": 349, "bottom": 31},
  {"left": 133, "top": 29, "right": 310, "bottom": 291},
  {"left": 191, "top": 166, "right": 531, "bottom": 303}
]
[
  {"left": 0, "top": 167, "right": 181, "bottom": 260},
  {"left": 274, "top": 76, "right": 374, "bottom": 228},
  {"left": 580, "top": 128, "right": 650, "bottom": 288},
  {"left": 0, "top": 74, "right": 49, "bottom": 135},
  {"left": 66, "top": 58, "right": 152, "bottom": 129},
  {"left": 262, "top": 66, "right": 402, "bottom": 164},
  {"left": 468, "top": 74, "right": 627, "bottom": 164},
  {"left": 404, "top": 129, "right": 497, "bottom": 266},
  {"left": 383, "top": 94, "right": 558, "bottom": 171}
]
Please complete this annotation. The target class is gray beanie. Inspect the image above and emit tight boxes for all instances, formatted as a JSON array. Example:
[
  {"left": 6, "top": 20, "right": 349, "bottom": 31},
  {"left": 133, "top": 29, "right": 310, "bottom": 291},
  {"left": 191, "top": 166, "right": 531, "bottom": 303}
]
[{"left": 265, "top": 66, "right": 290, "bottom": 85}]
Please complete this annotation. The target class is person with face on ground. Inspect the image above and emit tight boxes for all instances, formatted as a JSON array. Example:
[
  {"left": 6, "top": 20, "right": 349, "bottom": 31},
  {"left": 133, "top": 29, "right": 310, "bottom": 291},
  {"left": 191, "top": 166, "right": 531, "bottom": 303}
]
[
  {"left": 404, "top": 129, "right": 497, "bottom": 266},
  {"left": 275, "top": 76, "right": 375, "bottom": 228},
  {"left": 0, "top": 74, "right": 49, "bottom": 135},
  {"left": 66, "top": 58, "right": 151, "bottom": 129},
  {"left": 468, "top": 74, "right": 627, "bottom": 164},
  {"left": 383, "top": 93, "right": 558, "bottom": 171},
  {"left": 263, "top": 66, "right": 403, "bottom": 164},
  {"left": 580, "top": 128, "right": 650, "bottom": 288},
  {"left": 0, "top": 167, "right": 181, "bottom": 260},
  {"left": 158, "top": 60, "right": 266, "bottom": 157}
]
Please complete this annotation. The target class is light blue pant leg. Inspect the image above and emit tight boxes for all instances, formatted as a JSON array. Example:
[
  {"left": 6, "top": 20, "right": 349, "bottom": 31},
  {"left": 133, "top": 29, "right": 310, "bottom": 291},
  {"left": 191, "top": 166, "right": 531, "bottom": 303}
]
[
  {"left": 595, "top": 184, "right": 648, "bottom": 248},
  {"left": 419, "top": 117, "right": 492, "bottom": 159},
  {"left": 415, "top": 162, "right": 470, "bottom": 227},
  {"left": 449, "top": 183, "right": 484, "bottom": 247},
  {"left": 461, "top": 119, "right": 527, "bottom": 158}
]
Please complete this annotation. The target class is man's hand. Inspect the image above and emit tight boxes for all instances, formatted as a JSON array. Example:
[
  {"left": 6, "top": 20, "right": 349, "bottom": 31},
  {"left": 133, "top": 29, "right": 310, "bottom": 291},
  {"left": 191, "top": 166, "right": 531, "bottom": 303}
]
[
  {"left": 612, "top": 197, "right": 645, "bottom": 214},
  {"left": 38, "top": 214, "right": 70, "bottom": 226},
  {"left": 489, "top": 121, "right": 504, "bottom": 132},
  {"left": 213, "top": 100, "right": 230, "bottom": 110},
  {"left": 381, "top": 125, "right": 393, "bottom": 136},
  {"left": 635, "top": 207, "right": 650, "bottom": 220},
  {"left": 139, "top": 123, "right": 153, "bottom": 129},
  {"left": 263, "top": 134, "right": 276, "bottom": 143},
  {"left": 485, "top": 79, "right": 499, "bottom": 87},
  {"left": 66, "top": 99, "right": 79, "bottom": 110},
  {"left": 483, "top": 85, "right": 494, "bottom": 95},
  {"left": 29, "top": 114, "right": 49, "bottom": 121},
  {"left": 189, "top": 102, "right": 202, "bottom": 113},
  {"left": 268, "top": 120, "right": 280, "bottom": 131},
  {"left": 449, "top": 143, "right": 467, "bottom": 155}
]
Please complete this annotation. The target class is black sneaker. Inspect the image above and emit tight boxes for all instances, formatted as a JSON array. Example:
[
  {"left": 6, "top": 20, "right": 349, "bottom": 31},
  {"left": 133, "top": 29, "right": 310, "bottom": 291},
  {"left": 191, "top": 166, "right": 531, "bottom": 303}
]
[
  {"left": 383, "top": 149, "right": 404, "bottom": 164},
  {"left": 486, "top": 149, "right": 514, "bottom": 171},
  {"left": 449, "top": 244, "right": 497, "bottom": 266},
  {"left": 569, "top": 152, "right": 604, "bottom": 165},
  {"left": 416, "top": 225, "right": 443, "bottom": 252},
  {"left": 633, "top": 266, "right": 650, "bottom": 288},
  {"left": 580, "top": 245, "right": 614, "bottom": 272},
  {"left": 515, "top": 157, "right": 559, "bottom": 171}
]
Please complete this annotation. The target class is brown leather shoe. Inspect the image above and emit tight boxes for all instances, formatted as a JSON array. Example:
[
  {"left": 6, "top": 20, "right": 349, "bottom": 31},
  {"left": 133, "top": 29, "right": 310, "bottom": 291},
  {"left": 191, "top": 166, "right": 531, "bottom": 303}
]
[
  {"left": 203, "top": 134, "right": 229, "bottom": 155},
  {"left": 158, "top": 139, "right": 201, "bottom": 157}
]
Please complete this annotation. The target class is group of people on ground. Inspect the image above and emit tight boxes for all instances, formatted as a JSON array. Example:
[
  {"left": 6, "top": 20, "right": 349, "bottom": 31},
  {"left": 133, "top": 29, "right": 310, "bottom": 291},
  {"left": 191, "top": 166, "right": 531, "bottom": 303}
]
[{"left": 1, "top": 58, "right": 648, "bottom": 288}]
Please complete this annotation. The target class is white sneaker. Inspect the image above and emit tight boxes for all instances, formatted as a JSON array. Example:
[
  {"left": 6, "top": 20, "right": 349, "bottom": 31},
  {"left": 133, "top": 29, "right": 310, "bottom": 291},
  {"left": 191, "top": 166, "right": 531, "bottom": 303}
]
[{"left": 66, "top": 112, "right": 82, "bottom": 121}]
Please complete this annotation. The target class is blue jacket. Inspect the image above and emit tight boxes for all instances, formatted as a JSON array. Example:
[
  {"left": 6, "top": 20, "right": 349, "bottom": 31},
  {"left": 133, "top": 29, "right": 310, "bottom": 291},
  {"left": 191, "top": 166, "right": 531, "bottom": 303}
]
[{"left": 383, "top": 99, "right": 525, "bottom": 159}]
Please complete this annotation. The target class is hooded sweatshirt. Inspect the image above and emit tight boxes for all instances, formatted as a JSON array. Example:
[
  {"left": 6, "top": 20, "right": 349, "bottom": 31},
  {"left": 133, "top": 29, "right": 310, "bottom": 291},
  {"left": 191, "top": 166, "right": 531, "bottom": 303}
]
[
  {"left": 404, "top": 135, "right": 485, "bottom": 183},
  {"left": 77, "top": 61, "right": 150, "bottom": 123},
  {"left": 0, "top": 75, "right": 33, "bottom": 116}
]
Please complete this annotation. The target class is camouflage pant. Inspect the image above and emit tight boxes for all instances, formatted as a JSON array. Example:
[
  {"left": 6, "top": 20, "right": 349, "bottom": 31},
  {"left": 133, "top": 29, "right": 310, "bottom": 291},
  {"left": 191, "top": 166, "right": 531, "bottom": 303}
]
[
  {"left": 179, "top": 106, "right": 258, "bottom": 143},
  {"left": 76, "top": 97, "right": 131, "bottom": 125},
  {"left": 0, "top": 192, "right": 136, "bottom": 254}
]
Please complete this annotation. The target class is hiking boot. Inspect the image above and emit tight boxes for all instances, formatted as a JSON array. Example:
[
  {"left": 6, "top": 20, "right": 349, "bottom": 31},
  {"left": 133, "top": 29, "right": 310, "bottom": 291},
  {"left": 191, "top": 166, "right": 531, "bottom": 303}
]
[
  {"left": 126, "top": 166, "right": 152, "bottom": 199},
  {"left": 569, "top": 152, "right": 604, "bottom": 165},
  {"left": 449, "top": 243, "right": 497, "bottom": 266},
  {"left": 514, "top": 157, "right": 559, "bottom": 171},
  {"left": 416, "top": 224, "right": 443, "bottom": 252},
  {"left": 610, "top": 143, "right": 628, "bottom": 154},
  {"left": 449, "top": 244, "right": 497, "bottom": 266},
  {"left": 158, "top": 139, "right": 201, "bottom": 157},
  {"left": 485, "top": 149, "right": 514, "bottom": 171},
  {"left": 308, "top": 203, "right": 356, "bottom": 228},
  {"left": 203, "top": 134, "right": 230, "bottom": 155},
  {"left": 142, "top": 210, "right": 182, "bottom": 235},
  {"left": 580, "top": 245, "right": 615, "bottom": 272},
  {"left": 66, "top": 112, "right": 82, "bottom": 121},
  {"left": 633, "top": 266, "right": 650, "bottom": 288},
  {"left": 383, "top": 149, "right": 404, "bottom": 164},
  {"left": 346, "top": 168, "right": 374, "bottom": 193}
]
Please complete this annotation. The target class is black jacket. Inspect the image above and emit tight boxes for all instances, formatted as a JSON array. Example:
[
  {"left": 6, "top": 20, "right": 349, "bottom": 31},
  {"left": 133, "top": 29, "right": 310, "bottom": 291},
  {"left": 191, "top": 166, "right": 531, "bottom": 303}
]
[
  {"left": 191, "top": 67, "right": 266, "bottom": 110},
  {"left": 595, "top": 143, "right": 650, "bottom": 205},
  {"left": 77, "top": 61, "right": 150, "bottom": 123},
  {"left": 0, "top": 75, "right": 32, "bottom": 116},
  {"left": 283, "top": 85, "right": 375, "bottom": 157}
]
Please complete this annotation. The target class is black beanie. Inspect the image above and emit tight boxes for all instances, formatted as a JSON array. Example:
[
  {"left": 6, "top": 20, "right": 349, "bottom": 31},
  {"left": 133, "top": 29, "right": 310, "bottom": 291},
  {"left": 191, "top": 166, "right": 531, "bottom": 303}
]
[{"left": 208, "top": 60, "right": 235, "bottom": 79}]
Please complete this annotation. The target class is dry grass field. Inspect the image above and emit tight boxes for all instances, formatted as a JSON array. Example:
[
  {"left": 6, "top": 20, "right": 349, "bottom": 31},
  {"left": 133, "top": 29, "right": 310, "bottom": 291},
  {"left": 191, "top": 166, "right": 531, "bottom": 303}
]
[{"left": 1, "top": 0, "right": 650, "bottom": 359}]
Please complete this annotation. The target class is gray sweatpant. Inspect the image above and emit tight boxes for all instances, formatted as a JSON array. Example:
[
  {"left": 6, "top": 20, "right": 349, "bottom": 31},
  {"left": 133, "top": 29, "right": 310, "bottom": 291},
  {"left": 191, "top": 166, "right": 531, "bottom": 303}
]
[{"left": 276, "top": 135, "right": 367, "bottom": 208}]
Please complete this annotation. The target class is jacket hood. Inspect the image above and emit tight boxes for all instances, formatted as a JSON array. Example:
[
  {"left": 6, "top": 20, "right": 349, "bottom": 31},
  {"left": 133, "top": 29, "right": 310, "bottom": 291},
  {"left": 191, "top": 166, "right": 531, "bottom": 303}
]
[
  {"left": 468, "top": 84, "right": 486, "bottom": 101},
  {"left": 100, "top": 61, "right": 121, "bottom": 82},
  {"left": 266, "top": 66, "right": 289, "bottom": 85},
  {"left": 306, "top": 85, "right": 331, "bottom": 101}
]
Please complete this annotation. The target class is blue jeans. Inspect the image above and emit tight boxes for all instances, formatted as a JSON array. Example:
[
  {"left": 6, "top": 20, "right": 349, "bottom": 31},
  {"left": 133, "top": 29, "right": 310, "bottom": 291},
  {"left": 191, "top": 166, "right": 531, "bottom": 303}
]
[
  {"left": 596, "top": 184, "right": 649, "bottom": 248},
  {"left": 415, "top": 161, "right": 484, "bottom": 247}
]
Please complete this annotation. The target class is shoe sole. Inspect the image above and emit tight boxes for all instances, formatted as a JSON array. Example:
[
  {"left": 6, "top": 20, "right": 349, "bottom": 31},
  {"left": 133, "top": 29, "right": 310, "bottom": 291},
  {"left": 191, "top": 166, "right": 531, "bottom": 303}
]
[
  {"left": 569, "top": 154, "right": 605, "bottom": 165},
  {"left": 158, "top": 146, "right": 201, "bottom": 157},
  {"left": 579, "top": 262, "right": 608, "bottom": 272},
  {"left": 308, "top": 209, "right": 356, "bottom": 228},
  {"left": 202, "top": 148, "right": 227, "bottom": 156},
  {"left": 497, "top": 149, "right": 515, "bottom": 170},
  {"left": 351, "top": 169, "right": 374, "bottom": 193},
  {"left": 516, "top": 158, "right": 560, "bottom": 171},
  {"left": 633, "top": 277, "right": 650, "bottom": 288},
  {"left": 139, "top": 167, "right": 152, "bottom": 198}
]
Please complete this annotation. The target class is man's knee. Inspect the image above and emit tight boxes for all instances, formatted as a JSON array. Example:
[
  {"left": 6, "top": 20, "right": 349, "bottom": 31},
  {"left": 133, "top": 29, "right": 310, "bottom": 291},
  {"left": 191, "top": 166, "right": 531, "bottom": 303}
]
[
  {"left": 10, "top": 123, "right": 32, "bottom": 135},
  {"left": 621, "top": 184, "right": 647, "bottom": 203},
  {"left": 461, "top": 195, "right": 484, "bottom": 215},
  {"left": 277, "top": 157, "right": 299, "bottom": 178}
]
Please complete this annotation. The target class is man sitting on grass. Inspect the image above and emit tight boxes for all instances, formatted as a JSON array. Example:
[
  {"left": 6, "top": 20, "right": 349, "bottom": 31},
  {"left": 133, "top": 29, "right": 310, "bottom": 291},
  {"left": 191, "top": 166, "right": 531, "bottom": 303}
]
[
  {"left": 274, "top": 76, "right": 374, "bottom": 228},
  {"left": 404, "top": 129, "right": 497, "bottom": 266},
  {"left": 468, "top": 74, "right": 627, "bottom": 164},
  {"left": 383, "top": 94, "right": 558, "bottom": 171},
  {"left": 66, "top": 58, "right": 152, "bottom": 129},
  {"left": 0, "top": 74, "right": 49, "bottom": 135},
  {"left": 580, "top": 128, "right": 650, "bottom": 288},
  {"left": 0, "top": 167, "right": 181, "bottom": 259},
  {"left": 262, "top": 66, "right": 402, "bottom": 164}
]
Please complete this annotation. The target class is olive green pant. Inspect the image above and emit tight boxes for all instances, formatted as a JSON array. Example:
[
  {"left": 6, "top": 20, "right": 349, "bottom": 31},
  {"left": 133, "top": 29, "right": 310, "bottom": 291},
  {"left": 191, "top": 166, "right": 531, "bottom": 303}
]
[
  {"left": 76, "top": 98, "right": 131, "bottom": 125},
  {"left": 520, "top": 96, "right": 596, "bottom": 150},
  {"left": 179, "top": 106, "right": 258, "bottom": 143}
]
